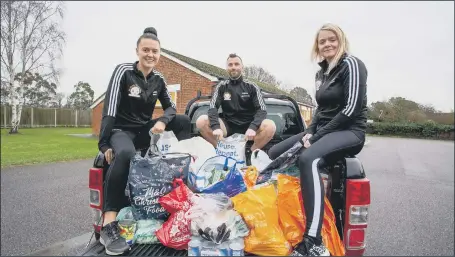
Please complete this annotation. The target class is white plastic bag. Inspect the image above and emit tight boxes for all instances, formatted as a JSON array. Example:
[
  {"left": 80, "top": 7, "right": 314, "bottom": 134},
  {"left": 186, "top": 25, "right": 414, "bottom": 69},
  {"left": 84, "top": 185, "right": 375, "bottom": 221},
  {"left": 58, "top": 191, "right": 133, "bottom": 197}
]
[
  {"left": 156, "top": 131, "right": 179, "bottom": 154},
  {"left": 251, "top": 149, "right": 272, "bottom": 172},
  {"left": 186, "top": 194, "right": 249, "bottom": 244},
  {"left": 215, "top": 133, "right": 247, "bottom": 162},
  {"left": 176, "top": 136, "right": 216, "bottom": 163}
]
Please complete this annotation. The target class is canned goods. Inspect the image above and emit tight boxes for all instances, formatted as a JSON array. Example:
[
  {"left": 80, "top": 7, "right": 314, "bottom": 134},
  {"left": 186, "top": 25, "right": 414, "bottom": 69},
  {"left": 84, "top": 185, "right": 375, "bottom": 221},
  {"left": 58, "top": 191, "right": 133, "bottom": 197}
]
[
  {"left": 188, "top": 237, "right": 201, "bottom": 256},
  {"left": 118, "top": 219, "right": 137, "bottom": 246}
]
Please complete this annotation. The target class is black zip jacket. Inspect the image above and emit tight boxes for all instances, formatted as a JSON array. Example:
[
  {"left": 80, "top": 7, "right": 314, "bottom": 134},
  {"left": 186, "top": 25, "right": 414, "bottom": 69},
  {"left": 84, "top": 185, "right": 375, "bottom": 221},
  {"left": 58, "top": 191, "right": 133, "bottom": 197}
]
[
  {"left": 306, "top": 54, "right": 368, "bottom": 144},
  {"left": 208, "top": 76, "right": 267, "bottom": 132},
  {"left": 98, "top": 62, "right": 177, "bottom": 153}
]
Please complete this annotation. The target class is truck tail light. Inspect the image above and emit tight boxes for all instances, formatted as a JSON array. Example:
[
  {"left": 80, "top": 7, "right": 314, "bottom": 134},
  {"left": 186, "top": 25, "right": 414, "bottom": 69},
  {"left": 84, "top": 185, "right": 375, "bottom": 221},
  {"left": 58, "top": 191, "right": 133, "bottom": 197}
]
[
  {"left": 347, "top": 228, "right": 366, "bottom": 249},
  {"left": 89, "top": 168, "right": 103, "bottom": 208},
  {"left": 89, "top": 168, "right": 104, "bottom": 232},
  {"left": 92, "top": 208, "right": 103, "bottom": 226},
  {"left": 344, "top": 178, "right": 370, "bottom": 255}
]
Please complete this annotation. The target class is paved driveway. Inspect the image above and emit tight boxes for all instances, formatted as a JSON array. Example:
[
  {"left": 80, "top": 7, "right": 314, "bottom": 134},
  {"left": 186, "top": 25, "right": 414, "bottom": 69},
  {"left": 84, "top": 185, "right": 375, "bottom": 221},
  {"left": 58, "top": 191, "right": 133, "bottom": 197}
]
[{"left": 1, "top": 136, "right": 453, "bottom": 256}]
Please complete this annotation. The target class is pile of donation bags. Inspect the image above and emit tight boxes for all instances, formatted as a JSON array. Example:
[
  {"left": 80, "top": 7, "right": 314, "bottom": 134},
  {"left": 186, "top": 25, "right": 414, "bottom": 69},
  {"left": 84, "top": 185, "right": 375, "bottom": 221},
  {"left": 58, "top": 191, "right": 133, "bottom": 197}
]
[{"left": 115, "top": 132, "right": 345, "bottom": 256}]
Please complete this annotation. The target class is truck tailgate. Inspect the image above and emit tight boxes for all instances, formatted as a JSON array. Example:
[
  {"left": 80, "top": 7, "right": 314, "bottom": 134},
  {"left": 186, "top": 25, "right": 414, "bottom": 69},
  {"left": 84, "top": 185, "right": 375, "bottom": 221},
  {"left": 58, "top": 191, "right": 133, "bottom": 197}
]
[{"left": 81, "top": 241, "right": 187, "bottom": 256}]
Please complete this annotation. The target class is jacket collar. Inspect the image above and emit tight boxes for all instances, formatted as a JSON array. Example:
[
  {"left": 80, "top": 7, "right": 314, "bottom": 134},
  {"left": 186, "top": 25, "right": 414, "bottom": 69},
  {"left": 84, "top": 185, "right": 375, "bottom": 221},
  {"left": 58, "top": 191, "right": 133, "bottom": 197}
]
[
  {"left": 133, "top": 61, "right": 155, "bottom": 80},
  {"left": 229, "top": 74, "right": 244, "bottom": 84},
  {"left": 318, "top": 52, "right": 348, "bottom": 72}
]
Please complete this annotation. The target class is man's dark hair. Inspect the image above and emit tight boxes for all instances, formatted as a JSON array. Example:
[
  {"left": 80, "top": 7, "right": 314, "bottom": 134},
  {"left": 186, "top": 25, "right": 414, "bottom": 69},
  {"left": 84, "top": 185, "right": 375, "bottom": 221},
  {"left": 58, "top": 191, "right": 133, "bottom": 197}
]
[
  {"left": 137, "top": 27, "right": 160, "bottom": 46},
  {"left": 227, "top": 53, "right": 242, "bottom": 63}
]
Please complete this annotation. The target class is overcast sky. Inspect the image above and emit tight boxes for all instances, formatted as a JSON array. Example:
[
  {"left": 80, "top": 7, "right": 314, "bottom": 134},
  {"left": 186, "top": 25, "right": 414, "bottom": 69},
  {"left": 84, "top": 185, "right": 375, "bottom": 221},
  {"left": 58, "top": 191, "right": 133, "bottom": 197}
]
[{"left": 57, "top": 1, "right": 454, "bottom": 111}]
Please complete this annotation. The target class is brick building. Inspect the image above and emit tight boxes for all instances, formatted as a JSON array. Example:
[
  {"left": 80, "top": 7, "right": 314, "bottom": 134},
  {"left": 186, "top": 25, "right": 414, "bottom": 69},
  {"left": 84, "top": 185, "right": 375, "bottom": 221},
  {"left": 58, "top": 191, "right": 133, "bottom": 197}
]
[{"left": 90, "top": 48, "right": 313, "bottom": 136}]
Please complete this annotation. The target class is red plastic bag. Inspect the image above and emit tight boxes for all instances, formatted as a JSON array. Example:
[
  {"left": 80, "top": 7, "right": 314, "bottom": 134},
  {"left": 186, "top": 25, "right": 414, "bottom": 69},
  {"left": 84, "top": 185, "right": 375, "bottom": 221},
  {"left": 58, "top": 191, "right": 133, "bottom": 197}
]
[{"left": 156, "top": 179, "right": 195, "bottom": 250}]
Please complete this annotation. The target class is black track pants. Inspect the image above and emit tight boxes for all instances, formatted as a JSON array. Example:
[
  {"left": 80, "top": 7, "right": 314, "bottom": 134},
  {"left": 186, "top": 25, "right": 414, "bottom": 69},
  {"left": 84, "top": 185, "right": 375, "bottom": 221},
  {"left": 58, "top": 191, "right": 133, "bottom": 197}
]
[
  {"left": 268, "top": 130, "right": 365, "bottom": 240},
  {"left": 103, "top": 115, "right": 191, "bottom": 213}
]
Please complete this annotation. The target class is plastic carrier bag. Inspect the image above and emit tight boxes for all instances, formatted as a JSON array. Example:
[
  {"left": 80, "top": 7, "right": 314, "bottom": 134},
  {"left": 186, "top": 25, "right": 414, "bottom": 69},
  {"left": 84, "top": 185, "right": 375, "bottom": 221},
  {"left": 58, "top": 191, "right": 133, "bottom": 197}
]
[
  {"left": 156, "top": 131, "right": 179, "bottom": 154},
  {"left": 277, "top": 174, "right": 346, "bottom": 256},
  {"left": 127, "top": 136, "right": 192, "bottom": 220},
  {"left": 156, "top": 179, "right": 195, "bottom": 250},
  {"left": 215, "top": 133, "right": 247, "bottom": 162},
  {"left": 231, "top": 184, "right": 292, "bottom": 256},
  {"left": 186, "top": 193, "right": 249, "bottom": 244},
  {"left": 188, "top": 156, "right": 247, "bottom": 198},
  {"left": 251, "top": 149, "right": 272, "bottom": 172},
  {"left": 256, "top": 141, "right": 304, "bottom": 185}
]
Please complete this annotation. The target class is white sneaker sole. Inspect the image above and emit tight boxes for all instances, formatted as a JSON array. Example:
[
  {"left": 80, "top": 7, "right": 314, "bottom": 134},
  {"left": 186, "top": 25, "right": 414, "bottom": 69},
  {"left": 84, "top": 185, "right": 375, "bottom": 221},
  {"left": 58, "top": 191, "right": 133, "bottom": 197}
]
[{"left": 321, "top": 248, "right": 330, "bottom": 256}]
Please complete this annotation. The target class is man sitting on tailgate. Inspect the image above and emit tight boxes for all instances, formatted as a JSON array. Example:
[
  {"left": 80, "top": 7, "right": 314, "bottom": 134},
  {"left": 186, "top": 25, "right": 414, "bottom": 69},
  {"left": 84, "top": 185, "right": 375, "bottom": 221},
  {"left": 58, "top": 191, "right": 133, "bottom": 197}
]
[{"left": 196, "top": 53, "right": 276, "bottom": 152}]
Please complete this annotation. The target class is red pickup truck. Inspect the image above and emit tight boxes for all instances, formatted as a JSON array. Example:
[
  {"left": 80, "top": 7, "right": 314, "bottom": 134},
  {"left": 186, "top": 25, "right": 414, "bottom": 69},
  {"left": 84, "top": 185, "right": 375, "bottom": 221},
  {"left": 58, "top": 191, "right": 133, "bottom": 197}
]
[{"left": 82, "top": 93, "right": 371, "bottom": 256}]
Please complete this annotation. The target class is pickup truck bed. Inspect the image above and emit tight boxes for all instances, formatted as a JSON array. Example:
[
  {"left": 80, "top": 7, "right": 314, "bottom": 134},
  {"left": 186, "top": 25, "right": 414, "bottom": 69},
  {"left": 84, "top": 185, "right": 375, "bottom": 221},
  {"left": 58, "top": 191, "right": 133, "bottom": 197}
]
[{"left": 82, "top": 242, "right": 187, "bottom": 256}]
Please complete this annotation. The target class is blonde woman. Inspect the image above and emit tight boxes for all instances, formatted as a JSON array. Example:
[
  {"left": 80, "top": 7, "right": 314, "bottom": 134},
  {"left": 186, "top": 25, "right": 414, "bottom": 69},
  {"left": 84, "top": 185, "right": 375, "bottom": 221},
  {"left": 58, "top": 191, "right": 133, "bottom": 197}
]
[{"left": 268, "top": 23, "right": 368, "bottom": 256}]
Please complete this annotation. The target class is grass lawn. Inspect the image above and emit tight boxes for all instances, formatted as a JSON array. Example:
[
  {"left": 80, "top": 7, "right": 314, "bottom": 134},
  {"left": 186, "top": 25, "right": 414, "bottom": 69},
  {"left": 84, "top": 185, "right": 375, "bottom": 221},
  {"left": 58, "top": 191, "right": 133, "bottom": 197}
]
[{"left": 1, "top": 127, "right": 99, "bottom": 168}]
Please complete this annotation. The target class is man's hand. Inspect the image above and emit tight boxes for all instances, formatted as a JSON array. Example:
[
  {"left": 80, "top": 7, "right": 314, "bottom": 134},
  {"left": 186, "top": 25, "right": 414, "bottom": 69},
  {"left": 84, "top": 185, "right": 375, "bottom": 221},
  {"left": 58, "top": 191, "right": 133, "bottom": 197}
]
[
  {"left": 105, "top": 148, "right": 113, "bottom": 164},
  {"left": 213, "top": 129, "right": 224, "bottom": 141},
  {"left": 151, "top": 121, "right": 166, "bottom": 134},
  {"left": 245, "top": 129, "right": 256, "bottom": 141}
]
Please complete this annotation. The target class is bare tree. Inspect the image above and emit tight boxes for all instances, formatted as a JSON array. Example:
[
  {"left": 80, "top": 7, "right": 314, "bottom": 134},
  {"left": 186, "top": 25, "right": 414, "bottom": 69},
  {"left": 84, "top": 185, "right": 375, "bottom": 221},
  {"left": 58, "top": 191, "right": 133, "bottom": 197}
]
[
  {"left": 243, "top": 65, "right": 279, "bottom": 86},
  {"left": 1, "top": 1, "right": 65, "bottom": 133}
]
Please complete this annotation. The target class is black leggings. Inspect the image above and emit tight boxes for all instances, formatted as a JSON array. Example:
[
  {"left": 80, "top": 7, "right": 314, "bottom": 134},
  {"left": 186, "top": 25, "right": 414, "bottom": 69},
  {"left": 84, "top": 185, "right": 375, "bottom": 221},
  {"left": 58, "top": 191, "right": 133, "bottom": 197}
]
[
  {"left": 103, "top": 115, "right": 191, "bottom": 213},
  {"left": 268, "top": 130, "right": 365, "bottom": 240}
]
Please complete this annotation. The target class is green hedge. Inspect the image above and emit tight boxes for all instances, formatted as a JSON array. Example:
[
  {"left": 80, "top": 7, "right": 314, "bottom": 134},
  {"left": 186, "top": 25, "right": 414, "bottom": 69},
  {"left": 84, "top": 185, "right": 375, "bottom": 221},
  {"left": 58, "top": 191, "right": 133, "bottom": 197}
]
[{"left": 366, "top": 121, "right": 454, "bottom": 140}]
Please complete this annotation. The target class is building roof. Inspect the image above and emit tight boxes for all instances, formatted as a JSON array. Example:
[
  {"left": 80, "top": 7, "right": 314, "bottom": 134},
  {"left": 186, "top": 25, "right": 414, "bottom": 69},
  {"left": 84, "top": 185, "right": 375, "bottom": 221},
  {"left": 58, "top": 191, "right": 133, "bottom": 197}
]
[
  {"left": 161, "top": 48, "right": 292, "bottom": 96},
  {"left": 90, "top": 48, "right": 314, "bottom": 109}
]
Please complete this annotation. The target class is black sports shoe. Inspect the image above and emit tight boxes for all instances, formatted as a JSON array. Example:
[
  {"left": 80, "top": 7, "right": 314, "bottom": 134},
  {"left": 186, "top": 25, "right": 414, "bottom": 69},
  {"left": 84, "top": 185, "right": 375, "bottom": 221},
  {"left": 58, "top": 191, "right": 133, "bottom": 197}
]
[
  {"left": 100, "top": 221, "right": 130, "bottom": 255},
  {"left": 290, "top": 235, "right": 330, "bottom": 256}
]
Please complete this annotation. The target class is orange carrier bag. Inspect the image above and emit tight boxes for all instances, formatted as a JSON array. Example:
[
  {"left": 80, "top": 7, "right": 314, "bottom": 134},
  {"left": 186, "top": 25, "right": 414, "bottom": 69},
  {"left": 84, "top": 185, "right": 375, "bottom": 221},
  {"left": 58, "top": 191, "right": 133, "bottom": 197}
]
[
  {"left": 277, "top": 174, "right": 346, "bottom": 256},
  {"left": 242, "top": 166, "right": 259, "bottom": 189},
  {"left": 231, "top": 184, "right": 292, "bottom": 256}
]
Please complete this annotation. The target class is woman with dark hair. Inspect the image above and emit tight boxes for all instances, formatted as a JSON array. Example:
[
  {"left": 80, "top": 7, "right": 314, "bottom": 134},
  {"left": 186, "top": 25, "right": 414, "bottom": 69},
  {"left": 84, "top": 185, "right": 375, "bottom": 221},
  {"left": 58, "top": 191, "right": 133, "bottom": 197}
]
[
  {"left": 97, "top": 27, "right": 191, "bottom": 255},
  {"left": 268, "top": 23, "right": 368, "bottom": 256}
]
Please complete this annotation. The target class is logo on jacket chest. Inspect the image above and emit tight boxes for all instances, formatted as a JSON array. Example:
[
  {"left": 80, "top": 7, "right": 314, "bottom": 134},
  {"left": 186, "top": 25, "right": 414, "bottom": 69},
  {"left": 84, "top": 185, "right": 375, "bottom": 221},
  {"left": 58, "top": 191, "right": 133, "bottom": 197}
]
[
  {"left": 224, "top": 92, "right": 231, "bottom": 101},
  {"left": 128, "top": 84, "right": 142, "bottom": 98},
  {"left": 241, "top": 92, "right": 250, "bottom": 98}
]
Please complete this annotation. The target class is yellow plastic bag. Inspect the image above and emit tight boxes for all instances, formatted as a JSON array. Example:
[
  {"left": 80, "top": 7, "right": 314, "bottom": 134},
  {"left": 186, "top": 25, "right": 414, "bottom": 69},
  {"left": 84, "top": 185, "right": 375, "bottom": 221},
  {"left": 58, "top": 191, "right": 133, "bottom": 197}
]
[
  {"left": 277, "top": 174, "right": 346, "bottom": 256},
  {"left": 231, "top": 184, "right": 292, "bottom": 256}
]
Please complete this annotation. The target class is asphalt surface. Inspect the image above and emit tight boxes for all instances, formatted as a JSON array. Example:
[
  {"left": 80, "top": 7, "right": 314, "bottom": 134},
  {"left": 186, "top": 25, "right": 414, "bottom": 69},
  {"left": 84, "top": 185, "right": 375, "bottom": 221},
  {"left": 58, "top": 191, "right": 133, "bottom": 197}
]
[
  {"left": 1, "top": 160, "right": 93, "bottom": 256},
  {"left": 1, "top": 136, "right": 454, "bottom": 256}
]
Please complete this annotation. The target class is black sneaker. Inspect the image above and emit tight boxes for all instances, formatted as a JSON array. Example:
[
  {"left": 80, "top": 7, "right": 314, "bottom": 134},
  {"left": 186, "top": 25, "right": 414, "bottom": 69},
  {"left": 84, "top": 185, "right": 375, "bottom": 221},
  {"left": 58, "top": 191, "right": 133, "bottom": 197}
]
[
  {"left": 100, "top": 221, "right": 130, "bottom": 256},
  {"left": 290, "top": 236, "right": 330, "bottom": 256}
]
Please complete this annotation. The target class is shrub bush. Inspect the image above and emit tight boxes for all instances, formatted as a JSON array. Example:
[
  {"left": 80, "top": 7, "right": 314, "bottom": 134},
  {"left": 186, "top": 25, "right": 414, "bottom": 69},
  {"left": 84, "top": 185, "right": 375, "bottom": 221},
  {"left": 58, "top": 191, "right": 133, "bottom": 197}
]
[{"left": 367, "top": 121, "right": 454, "bottom": 140}]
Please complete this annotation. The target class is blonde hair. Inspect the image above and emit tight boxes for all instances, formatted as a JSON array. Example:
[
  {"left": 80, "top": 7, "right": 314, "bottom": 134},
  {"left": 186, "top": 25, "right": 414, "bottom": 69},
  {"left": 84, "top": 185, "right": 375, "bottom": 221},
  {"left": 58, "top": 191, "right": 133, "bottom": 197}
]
[{"left": 311, "top": 23, "right": 350, "bottom": 74}]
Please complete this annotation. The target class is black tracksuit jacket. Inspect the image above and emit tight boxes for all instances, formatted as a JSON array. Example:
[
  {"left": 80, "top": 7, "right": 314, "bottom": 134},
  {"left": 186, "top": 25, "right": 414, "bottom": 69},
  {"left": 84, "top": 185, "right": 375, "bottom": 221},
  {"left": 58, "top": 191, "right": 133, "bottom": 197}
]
[
  {"left": 306, "top": 54, "right": 368, "bottom": 144},
  {"left": 98, "top": 62, "right": 176, "bottom": 153},
  {"left": 208, "top": 76, "right": 267, "bottom": 132}
]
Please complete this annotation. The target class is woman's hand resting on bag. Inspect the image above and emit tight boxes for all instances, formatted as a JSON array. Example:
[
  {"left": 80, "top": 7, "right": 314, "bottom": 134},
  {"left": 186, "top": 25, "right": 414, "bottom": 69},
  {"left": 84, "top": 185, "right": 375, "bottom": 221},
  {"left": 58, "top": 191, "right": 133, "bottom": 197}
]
[
  {"left": 302, "top": 133, "right": 313, "bottom": 148},
  {"left": 151, "top": 121, "right": 166, "bottom": 134}
]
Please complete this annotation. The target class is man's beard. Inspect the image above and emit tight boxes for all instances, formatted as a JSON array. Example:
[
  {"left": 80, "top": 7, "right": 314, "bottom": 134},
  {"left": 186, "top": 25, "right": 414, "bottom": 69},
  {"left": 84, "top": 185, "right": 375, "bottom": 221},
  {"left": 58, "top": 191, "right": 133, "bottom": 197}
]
[{"left": 229, "top": 70, "right": 242, "bottom": 80}]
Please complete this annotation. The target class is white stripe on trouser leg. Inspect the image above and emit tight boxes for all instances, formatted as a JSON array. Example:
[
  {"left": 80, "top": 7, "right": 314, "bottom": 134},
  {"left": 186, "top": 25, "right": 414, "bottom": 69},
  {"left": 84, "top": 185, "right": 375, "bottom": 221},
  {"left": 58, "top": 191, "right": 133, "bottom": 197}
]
[{"left": 308, "top": 158, "right": 322, "bottom": 237}]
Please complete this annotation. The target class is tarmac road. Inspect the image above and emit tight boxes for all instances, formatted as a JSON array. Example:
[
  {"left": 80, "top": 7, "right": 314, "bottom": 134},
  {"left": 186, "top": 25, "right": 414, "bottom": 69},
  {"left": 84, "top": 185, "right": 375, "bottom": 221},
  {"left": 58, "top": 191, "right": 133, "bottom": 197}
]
[{"left": 1, "top": 136, "right": 454, "bottom": 256}]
